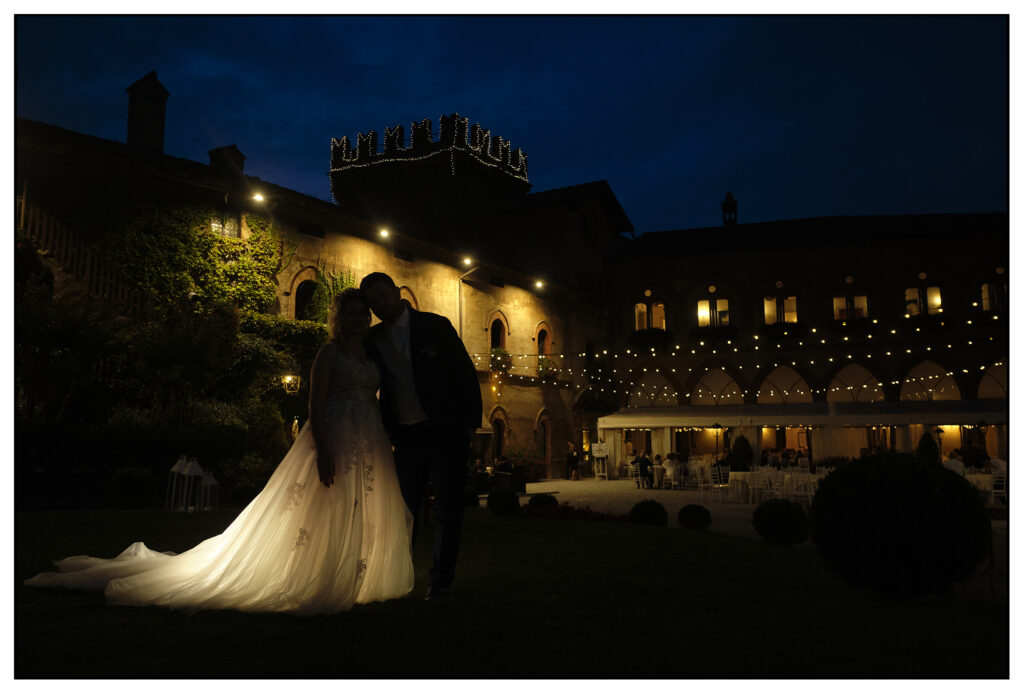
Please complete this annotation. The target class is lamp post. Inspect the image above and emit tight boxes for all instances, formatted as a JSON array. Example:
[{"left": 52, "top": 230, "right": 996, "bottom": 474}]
[{"left": 712, "top": 422, "right": 723, "bottom": 461}]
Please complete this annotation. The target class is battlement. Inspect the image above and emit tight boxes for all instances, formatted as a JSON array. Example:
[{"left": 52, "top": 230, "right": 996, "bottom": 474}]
[{"left": 329, "top": 113, "right": 529, "bottom": 183}]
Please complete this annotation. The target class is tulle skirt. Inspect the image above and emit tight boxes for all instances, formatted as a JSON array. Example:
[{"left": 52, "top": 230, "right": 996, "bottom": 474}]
[{"left": 24, "top": 409, "right": 415, "bottom": 616}]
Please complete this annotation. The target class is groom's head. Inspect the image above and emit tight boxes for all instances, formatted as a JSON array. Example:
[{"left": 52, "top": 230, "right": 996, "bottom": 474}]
[{"left": 360, "top": 272, "right": 404, "bottom": 323}]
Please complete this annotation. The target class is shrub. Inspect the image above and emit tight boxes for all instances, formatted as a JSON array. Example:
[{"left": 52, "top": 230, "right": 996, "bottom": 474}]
[
  {"left": 464, "top": 485, "right": 480, "bottom": 507},
  {"left": 752, "top": 499, "right": 809, "bottom": 545},
  {"left": 486, "top": 488, "right": 519, "bottom": 516},
  {"left": 810, "top": 452, "right": 992, "bottom": 598},
  {"left": 677, "top": 504, "right": 711, "bottom": 530},
  {"left": 490, "top": 347, "right": 512, "bottom": 373},
  {"left": 629, "top": 499, "right": 668, "bottom": 526},
  {"left": 527, "top": 493, "right": 559, "bottom": 507}
]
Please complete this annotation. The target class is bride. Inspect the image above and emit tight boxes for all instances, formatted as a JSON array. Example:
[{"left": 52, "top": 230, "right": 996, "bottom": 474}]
[{"left": 24, "top": 288, "right": 415, "bottom": 615}]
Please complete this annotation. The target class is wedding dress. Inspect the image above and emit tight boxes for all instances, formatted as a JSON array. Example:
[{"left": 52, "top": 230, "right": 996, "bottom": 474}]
[{"left": 24, "top": 353, "right": 415, "bottom": 615}]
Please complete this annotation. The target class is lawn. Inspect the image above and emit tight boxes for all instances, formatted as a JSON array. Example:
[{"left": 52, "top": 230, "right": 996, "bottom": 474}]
[{"left": 15, "top": 505, "right": 1008, "bottom": 677}]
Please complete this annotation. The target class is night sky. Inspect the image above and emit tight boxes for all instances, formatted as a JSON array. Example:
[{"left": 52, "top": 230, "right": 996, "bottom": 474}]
[{"left": 15, "top": 15, "right": 1008, "bottom": 234}]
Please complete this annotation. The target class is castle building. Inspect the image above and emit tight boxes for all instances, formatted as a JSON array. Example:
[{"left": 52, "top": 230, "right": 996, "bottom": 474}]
[
  {"left": 15, "top": 72, "right": 630, "bottom": 477},
  {"left": 593, "top": 196, "right": 1008, "bottom": 473}
]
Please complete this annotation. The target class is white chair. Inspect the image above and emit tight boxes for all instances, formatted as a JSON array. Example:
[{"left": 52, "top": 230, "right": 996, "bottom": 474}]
[
  {"left": 661, "top": 462, "right": 678, "bottom": 489},
  {"left": 991, "top": 473, "right": 1007, "bottom": 505},
  {"left": 708, "top": 466, "right": 730, "bottom": 502},
  {"left": 694, "top": 466, "right": 714, "bottom": 503}
]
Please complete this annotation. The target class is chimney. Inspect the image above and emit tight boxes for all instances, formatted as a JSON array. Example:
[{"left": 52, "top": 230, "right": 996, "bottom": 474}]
[
  {"left": 721, "top": 192, "right": 738, "bottom": 226},
  {"left": 208, "top": 144, "right": 246, "bottom": 177},
  {"left": 126, "top": 71, "right": 169, "bottom": 153}
]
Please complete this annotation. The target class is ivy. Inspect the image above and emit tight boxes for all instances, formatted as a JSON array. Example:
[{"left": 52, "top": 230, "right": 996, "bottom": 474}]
[{"left": 302, "top": 262, "right": 356, "bottom": 323}]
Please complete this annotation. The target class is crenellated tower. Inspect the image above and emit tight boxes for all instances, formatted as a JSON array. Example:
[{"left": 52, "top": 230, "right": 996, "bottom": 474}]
[{"left": 329, "top": 113, "right": 530, "bottom": 233}]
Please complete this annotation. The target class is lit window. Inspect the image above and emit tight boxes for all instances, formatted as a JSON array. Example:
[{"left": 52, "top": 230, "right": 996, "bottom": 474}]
[
  {"left": 633, "top": 303, "right": 648, "bottom": 331},
  {"left": 765, "top": 296, "right": 798, "bottom": 324},
  {"left": 906, "top": 286, "right": 941, "bottom": 316},
  {"left": 650, "top": 302, "right": 666, "bottom": 330},
  {"left": 697, "top": 298, "right": 729, "bottom": 327},
  {"left": 834, "top": 294, "right": 868, "bottom": 320},
  {"left": 697, "top": 300, "right": 711, "bottom": 327},
  {"left": 853, "top": 295, "right": 868, "bottom": 319},
  {"left": 905, "top": 288, "right": 921, "bottom": 316},
  {"left": 633, "top": 299, "right": 667, "bottom": 330},
  {"left": 783, "top": 296, "right": 798, "bottom": 323},
  {"left": 981, "top": 283, "right": 992, "bottom": 311},
  {"left": 210, "top": 213, "right": 240, "bottom": 238}
]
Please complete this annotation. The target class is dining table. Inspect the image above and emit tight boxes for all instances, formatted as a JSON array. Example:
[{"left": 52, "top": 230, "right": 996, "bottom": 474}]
[{"left": 965, "top": 472, "right": 993, "bottom": 493}]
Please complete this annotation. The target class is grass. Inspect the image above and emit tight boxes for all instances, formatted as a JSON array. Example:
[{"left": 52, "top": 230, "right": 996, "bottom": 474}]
[{"left": 15, "top": 505, "right": 1008, "bottom": 677}]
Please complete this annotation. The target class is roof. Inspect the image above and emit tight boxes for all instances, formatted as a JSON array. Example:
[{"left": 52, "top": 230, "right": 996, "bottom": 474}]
[{"left": 620, "top": 212, "right": 1008, "bottom": 257}]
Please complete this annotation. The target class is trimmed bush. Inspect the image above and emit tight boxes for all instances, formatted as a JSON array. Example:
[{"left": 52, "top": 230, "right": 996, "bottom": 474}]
[
  {"left": 728, "top": 435, "right": 755, "bottom": 472},
  {"left": 677, "top": 504, "right": 711, "bottom": 530},
  {"left": 486, "top": 488, "right": 519, "bottom": 516},
  {"left": 810, "top": 452, "right": 992, "bottom": 598},
  {"left": 527, "top": 493, "right": 559, "bottom": 508},
  {"left": 629, "top": 499, "right": 668, "bottom": 526},
  {"left": 464, "top": 485, "right": 480, "bottom": 507},
  {"left": 752, "top": 499, "right": 809, "bottom": 545}
]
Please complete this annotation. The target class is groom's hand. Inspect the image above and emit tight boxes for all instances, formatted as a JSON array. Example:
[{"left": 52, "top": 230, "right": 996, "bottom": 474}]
[{"left": 317, "top": 455, "right": 335, "bottom": 488}]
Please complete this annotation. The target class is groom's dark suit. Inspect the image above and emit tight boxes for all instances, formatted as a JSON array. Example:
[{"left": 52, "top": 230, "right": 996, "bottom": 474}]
[{"left": 366, "top": 306, "right": 482, "bottom": 591}]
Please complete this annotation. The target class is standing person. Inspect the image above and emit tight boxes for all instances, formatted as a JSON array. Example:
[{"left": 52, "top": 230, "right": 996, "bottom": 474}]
[
  {"left": 25, "top": 289, "right": 415, "bottom": 615},
  {"left": 361, "top": 272, "right": 483, "bottom": 601},
  {"left": 566, "top": 442, "right": 581, "bottom": 481}
]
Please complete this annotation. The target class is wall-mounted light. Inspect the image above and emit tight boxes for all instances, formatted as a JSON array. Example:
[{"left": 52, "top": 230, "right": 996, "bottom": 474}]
[
  {"left": 463, "top": 257, "right": 473, "bottom": 266},
  {"left": 252, "top": 193, "right": 265, "bottom": 202},
  {"left": 379, "top": 228, "right": 390, "bottom": 238},
  {"left": 535, "top": 280, "right": 545, "bottom": 289}
]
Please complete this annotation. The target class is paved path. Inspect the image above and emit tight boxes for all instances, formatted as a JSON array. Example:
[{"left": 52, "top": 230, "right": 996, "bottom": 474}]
[{"left": 524, "top": 477, "right": 1008, "bottom": 601}]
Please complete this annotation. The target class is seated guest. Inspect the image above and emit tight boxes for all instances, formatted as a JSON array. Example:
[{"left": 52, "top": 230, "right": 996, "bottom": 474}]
[
  {"left": 662, "top": 455, "right": 677, "bottom": 481},
  {"left": 637, "top": 451, "right": 654, "bottom": 489},
  {"left": 986, "top": 454, "right": 1007, "bottom": 476},
  {"left": 941, "top": 450, "right": 966, "bottom": 476}
]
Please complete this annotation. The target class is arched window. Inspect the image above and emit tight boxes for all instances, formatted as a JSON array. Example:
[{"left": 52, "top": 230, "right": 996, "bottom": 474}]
[
  {"left": 294, "top": 280, "right": 317, "bottom": 321},
  {"left": 757, "top": 366, "right": 813, "bottom": 404},
  {"left": 537, "top": 329, "right": 548, "bottom": 355},
  {"left": 900, "top": 361, "right": 962, "bottom": 402},
  {"left": 490, "top": 319, "right": 506, "bottom": 349},
  {"left": 827, "top": 364, "right": 884, "bottom": 403},
  {"left": 489, "top": 408, "right": 510, "bottom": 460},
  {"left": 977, "top": 361, "right": 1007, "bottom": 399},
  {"left": 626, "top": 371, "right": 677, "bottom": 407},
  {"left": 690, "top": 367, "right": 743, "bottom": 406},
  {"left": 980, "top": 272, "right": 1007, "bottom": 313}
]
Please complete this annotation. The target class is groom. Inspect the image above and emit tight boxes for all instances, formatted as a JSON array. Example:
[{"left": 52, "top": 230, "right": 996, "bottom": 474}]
[{"left": 360, "top": 272, "right": 483, "bottom": 600}]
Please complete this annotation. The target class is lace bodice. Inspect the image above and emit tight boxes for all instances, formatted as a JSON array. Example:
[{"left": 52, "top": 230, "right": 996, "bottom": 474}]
[{"left": 326, "top": 352, "right": 380, "bottom": 405}]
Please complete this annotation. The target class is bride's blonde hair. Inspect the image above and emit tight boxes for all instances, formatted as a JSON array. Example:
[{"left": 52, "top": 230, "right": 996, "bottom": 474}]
[{"left": 328, "top": 288, "right": 369, "bottom": 345}]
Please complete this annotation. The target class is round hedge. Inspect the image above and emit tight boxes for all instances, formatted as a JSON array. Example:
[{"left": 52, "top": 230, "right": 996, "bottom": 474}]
[
  {"left": 486, "top": 488, "right": 520, "bottom": 516},
  {"left": 810, "top": 453, "right": 992, "bottom": 598},
  {"left": 752, "top": 499, "right": 809, "bottom": 545},
  {"left": 527, "top": 493, "right": 559, "bottom": 508},
  {"left": 630, "top": 499, "right": 668, "bottom": 526},
  {"left": 677, "top": 504, "right": 711, "bottom": 530}
]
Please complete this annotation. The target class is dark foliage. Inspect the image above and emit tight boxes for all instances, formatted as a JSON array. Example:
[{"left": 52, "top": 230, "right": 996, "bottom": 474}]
[
  {"left": 752, "top": 499, "right": 809, "bottom": 545},
  {"left": 810, "top": 452, "right": 992, "bottom": 598},
  {"left": 486, "top": 488, "right": 520, "bottom": 516},
  {"left": 517, "top": 503, "right": 629, "bottom": 523},
  {"left": 687, "top": 324, "right": 737, "bottom": 343},
  {"left": 629, "top": 499, "right": 668, "bottom": 526},
  {"left": 527, "top": 493, "right": 560, "bottom": 507},
  {"left": 677, "top": 504, "right": 712, "bottom": 530}
]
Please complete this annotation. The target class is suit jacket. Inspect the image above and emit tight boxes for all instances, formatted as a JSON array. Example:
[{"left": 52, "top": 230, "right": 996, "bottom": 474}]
[{"left": 366, "top": 308, "right": 483, "bottom": 439}]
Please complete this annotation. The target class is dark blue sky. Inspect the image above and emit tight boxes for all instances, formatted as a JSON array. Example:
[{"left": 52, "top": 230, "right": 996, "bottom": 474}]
[{"left": 15, "top": 15, "right": 1008, "bottom": 233}]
